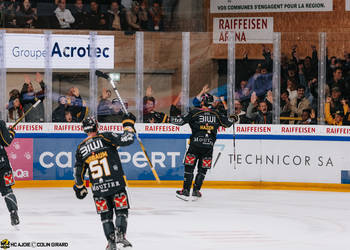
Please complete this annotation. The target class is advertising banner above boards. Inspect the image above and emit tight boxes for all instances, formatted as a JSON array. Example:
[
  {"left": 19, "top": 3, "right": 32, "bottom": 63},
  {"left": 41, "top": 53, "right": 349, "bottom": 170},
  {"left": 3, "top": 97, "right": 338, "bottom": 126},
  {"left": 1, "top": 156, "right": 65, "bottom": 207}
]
[
  {"left": 210, "top": 0, "right": 333, "bottom": 13},
  {"left": 7, "top": 123, "right": 350, "bottom": 137},
  {"left": 4, "top": 33, "right": 114, "bottom": 69},
  {"left": 213, "top": 17, "right": 273, "bottom": 44}
]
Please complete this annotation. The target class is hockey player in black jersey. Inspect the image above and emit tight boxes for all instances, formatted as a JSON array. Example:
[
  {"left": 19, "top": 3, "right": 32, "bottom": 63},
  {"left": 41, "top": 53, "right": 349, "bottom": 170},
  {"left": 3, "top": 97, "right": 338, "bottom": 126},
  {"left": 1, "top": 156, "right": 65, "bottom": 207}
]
[
  {"left": 73, "top": 114, "right": 136, "bottom": 250},
  {"left": 0, "top": 120, "right": 19, "bottom": 226},
  {"left": 171, "top": 93, "right": 238, "bottom": 201}
]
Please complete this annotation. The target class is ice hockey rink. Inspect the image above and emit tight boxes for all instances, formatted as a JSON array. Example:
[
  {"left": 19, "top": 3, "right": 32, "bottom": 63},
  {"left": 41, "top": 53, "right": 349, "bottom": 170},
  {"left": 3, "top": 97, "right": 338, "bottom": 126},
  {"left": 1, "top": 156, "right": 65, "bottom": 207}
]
[{"left": 1, "top": 187, "right": 350, "bottom": 250}]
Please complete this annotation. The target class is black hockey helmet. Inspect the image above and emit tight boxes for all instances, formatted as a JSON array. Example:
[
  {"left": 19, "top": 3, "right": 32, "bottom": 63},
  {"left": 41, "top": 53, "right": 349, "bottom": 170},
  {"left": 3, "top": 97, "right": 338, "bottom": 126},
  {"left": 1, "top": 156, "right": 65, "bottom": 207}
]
[
  {"left": 201, "top": 92, "right": 214, "bottom": 107},
  {"left": 82, "top": 116, "right": 98, "bottom": 133}
]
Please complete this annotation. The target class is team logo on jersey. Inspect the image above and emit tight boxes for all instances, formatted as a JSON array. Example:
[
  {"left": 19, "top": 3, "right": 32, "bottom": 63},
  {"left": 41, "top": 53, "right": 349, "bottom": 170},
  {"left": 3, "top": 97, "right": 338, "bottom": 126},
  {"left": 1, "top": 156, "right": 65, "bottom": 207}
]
[
  {"left": 80, "top": 139, "right": 104, "bottom": 157},
  {"left": 4, "top": 172, "right": 14, "bottom": 186},
  {"left": 185, "top": 154, "right": 196, "bottom": 166},
  {"left": 114, "top": 193, "right": 128, "bottom": 210},
  {"left": 0, "top": 239, "right": 10, "bottom": 249},
  {"left": 94, "top": 198, "right": 108, "bottom": 214},
  {"left": 202, "top": 157, "right": 212, "bottom": 168},
  {"left": 199, "top": 115, "right": 216, "bottom": 123}
]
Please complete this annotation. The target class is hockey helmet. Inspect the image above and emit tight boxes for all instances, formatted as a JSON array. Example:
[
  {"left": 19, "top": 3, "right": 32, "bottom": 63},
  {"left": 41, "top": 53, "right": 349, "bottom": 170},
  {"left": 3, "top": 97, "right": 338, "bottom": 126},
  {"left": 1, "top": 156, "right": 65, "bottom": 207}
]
[
  {"left": 82, "top": 116, "right": 98, "bottom": 133},
  {"left": 201, "top": 92, "right": 214, "bottom": 107}
]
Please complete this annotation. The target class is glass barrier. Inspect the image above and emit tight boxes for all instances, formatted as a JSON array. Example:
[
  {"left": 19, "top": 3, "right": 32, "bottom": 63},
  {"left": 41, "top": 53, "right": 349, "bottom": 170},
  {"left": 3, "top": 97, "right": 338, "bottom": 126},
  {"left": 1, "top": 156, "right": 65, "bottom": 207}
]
[
  {"left": 51, "top": 72, "right": 89, "bottom": 123},
  {"left": 326, "top": 33, "right": 350, "bottom": 126},
  {"left": 233, "top": 43, "right": 274, "bottom": 124},
  {"left": 0, "top": 30, "right": 346, "bottom": 127},
  {"left": 189, "top": 32, "right": 222, "bottom": 113},
  {"left": 6, "top": 71, "right": 46, "bottom": 123},
  {"left": 97, "top": 32, "right": 137, "bottom": 123},
  {"left": 280, "top": 32, "right": 320, "bottom": 125},
  {"left": 142, "top": 32, "right": 183, "bottom": 123}
]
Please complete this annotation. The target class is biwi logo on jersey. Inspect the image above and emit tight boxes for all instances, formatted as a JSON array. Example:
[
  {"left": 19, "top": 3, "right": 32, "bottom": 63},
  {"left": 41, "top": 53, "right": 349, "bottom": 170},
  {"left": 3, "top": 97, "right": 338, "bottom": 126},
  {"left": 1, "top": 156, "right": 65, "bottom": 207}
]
[{"left": 80, "top": 139, "right": 104, "bottom": 158}]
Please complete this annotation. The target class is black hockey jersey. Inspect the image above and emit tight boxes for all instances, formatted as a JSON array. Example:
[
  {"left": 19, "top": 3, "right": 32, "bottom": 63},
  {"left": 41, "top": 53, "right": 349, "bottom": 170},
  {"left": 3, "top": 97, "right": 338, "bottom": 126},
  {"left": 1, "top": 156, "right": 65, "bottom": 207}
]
[
  {"left": 0, "top": 120, "right": 15, "bottom": 170},
  {"left": 171, "top": 107, "right": 233, "bottom": 148},
  {"left": 74, "top": 131, "right": 134, "bottom": 197}
]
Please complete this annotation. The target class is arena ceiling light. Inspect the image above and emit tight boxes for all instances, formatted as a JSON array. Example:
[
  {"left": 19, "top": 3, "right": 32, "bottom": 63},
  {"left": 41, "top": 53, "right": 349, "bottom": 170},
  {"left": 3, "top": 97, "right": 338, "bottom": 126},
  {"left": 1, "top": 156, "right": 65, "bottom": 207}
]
[{"left": 108, "top": 72, "right": 120, "bottom": 82}]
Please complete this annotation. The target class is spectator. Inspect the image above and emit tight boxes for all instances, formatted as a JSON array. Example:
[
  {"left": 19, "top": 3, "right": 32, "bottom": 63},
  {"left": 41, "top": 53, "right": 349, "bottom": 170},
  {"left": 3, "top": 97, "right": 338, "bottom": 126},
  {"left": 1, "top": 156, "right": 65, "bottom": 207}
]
[
  {"left": 87, "top": 1, "right": 108, "bottom": 30},
  {"left": 4, "top": 0, "right": 19, "bottom": 28},
  {"left": 70, "top": 0, "right": 88, "bottom": 29},
  {"left": 234, "top": 100, "right": 250, "bottom": 124},
  {"left": 143, "top": 86, "right": 167, "bottom": 123},
  {"left": 97, "top": 88, "right": 123, "bottom": 122},
  {"left": 303, "top": 46, "right": 318, "bottom": 82},
  {"left": 36, "top": 0, "right": 59, "bottom": 29},
  {"left": 210, "top": 96, "right": 227, "bottom": 116},
  {"left": 20, "top": 73, "right": 45, "bottom": 122},
  {"left": 16, "top": 0, "right": 37, "bottom": 28},
  {"left": 290, "top": 85, "right": 311, "bottom": 121},
  {"left": 325, "top": 97, "right": 347, "bottom": 125},
  {"left": 328, "top": 86, "right": 345, "bottom": 115},
  {"left": 148, "top": 1, "right": 163, "bottom": 31},
  {"left": 296, "top": 109, "right": 316, "bottom": 125},
  {"left": 55, "top": 0, "right": 75, "bottom": 29},
  {"left": 139, "top": 0, "right": 148, "bottom": 29},
  {"left": 66, "top": 87, "right": 88, "bottom": 122},
  {"left": 246, "top": 92, "right": 273, "bottom": 124},
  {"left": 64, "top": 110, "right": 74, "bottom": 122},
  {"left": 328, "top": 67, "right": 344, "bottom": 90},
  {"left": 280, "top": 89, "right": 292, "bottom": 124},
  {"left": 107, "top": 1, "right": 122, "bottom": 30},
  {"left": 286, "top": 78, "right": 298, "bottom": 101},
  {"left": 170, "top": 91, "right": 181, "bottom": 116},
  {"left": 121, "top": 0, "right": 133, "bottom": 9},
  {"left": 143, "top": 96, "right": 167, "bottom": 123},
  {"left": 7, "top": 89, "right": 23, "bottom": 123},
  {"left": 193, "top": 84, "right": 209, "bottom": 107},
  {"left": 126, "top": 1, "right": 147, "bottom": 31},
  {"left": 52, "top": 96, "right": 75, "bottom": 122}
]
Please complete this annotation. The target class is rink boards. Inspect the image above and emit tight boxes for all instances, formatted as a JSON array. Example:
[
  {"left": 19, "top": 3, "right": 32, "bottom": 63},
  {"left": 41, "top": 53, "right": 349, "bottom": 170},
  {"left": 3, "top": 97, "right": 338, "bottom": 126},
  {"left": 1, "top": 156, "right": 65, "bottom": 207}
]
[{"left": 7, "top": 123, "right": 350, "bottom": 191}]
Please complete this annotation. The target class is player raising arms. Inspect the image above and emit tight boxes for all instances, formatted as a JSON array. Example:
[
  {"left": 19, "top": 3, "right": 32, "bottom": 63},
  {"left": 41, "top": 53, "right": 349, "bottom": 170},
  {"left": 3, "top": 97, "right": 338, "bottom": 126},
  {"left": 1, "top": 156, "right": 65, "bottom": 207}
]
[
  {"left": 0, "top": 120, "right": 19, "bottom": 226},
  {"left": 73, "top": 114, "right": 136, "bottom": 250},
  {"left": 171, "top": 93, "right": 237, "bottom": 201}
]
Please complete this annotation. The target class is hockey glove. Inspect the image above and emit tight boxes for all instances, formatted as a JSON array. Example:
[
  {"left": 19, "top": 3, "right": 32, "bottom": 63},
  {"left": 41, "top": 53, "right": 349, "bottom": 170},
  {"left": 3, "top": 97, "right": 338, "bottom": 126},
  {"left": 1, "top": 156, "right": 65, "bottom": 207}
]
[
  {"left": 73, "top": 185, "right": 88, "bottom": 199},
  {"left": 230, "top": 114, "right": 239, "bottom": 123},
  {"left": 8, "top": 127, "right": 16, "bottom": 138},
  {"left": 122, "top": 113, "right": 136, "bottom": 131}
]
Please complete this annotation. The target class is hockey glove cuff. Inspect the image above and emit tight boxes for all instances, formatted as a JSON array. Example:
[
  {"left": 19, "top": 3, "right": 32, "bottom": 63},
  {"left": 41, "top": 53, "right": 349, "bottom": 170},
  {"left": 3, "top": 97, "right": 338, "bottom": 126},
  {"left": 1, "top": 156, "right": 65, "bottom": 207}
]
[
  {"left": 230, "top": 114, "right": 239, "bottom": 123},
  {"left": 122, "top": 112, "right": 136, "bottom": 129},
  {"left": 73, "top": 185, "right": 88, "bottom": 199}
]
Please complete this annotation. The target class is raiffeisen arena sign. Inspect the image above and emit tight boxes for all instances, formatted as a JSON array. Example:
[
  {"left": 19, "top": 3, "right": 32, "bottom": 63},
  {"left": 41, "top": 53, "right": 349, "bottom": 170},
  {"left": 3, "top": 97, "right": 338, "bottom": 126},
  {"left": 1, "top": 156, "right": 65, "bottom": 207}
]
[{"left": 4, "top": 33, "right": 114, "bottom": 69}]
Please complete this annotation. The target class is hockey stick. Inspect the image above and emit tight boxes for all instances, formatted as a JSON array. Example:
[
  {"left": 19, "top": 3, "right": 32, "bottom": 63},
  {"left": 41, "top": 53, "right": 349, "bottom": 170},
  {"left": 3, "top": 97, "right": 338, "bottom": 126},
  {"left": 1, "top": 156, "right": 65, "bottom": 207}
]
[
  {"left": 12, "top": 99, "right": 41, "bottom": 129},
  {"left": 232, "top": 123, "right": 236, "bottom": 170},
  {"left": 213, "top": 152, "right": 221, "bottom": 168},
  {"left": 95, "top": 70, "right": 161, "bottom": 183}
]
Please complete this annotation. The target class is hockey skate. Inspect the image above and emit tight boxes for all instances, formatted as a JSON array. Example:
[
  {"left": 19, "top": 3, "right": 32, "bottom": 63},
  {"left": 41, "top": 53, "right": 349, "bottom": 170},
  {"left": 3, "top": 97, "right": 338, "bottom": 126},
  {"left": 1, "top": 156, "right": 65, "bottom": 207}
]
[
  {"left": 117, "top": 232, "right": 132, "bottom": 248},
  {"left": 106, "top": 240, "right": 117, "bottom": 250},
  {"left": 192, "top": 190, "right": 202, "bottom": 201},
  {"left": 176, "top": 189, "right": 190, "bottom": 201},
  {"left": 10, "top": 210, "right": 19, "bottom": 226}
]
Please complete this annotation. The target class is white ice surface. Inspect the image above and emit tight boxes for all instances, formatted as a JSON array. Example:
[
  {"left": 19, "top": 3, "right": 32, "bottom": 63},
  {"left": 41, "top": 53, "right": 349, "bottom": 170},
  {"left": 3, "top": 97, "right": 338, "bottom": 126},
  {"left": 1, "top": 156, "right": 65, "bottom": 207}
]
[{"left": 1, "top": 188, "right": 350, "bottom": 250}]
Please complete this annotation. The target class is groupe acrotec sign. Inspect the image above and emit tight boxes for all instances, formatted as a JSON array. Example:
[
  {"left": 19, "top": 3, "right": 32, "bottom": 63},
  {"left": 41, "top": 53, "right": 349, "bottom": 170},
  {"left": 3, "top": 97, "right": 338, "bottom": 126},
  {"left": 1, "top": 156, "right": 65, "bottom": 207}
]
[{"left": 4, "top": 33, "right": 114, "bottom": 69}]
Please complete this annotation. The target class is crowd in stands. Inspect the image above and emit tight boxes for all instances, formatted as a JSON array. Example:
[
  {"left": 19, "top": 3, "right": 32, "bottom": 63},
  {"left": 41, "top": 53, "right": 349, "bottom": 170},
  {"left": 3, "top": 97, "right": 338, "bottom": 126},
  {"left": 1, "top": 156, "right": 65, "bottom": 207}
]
[
  {"left": 0, "top": 0, "right": 165, "bottom": 31},
  {"left": 6, "top": 44, "right": 350, "bottom": 126}
]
